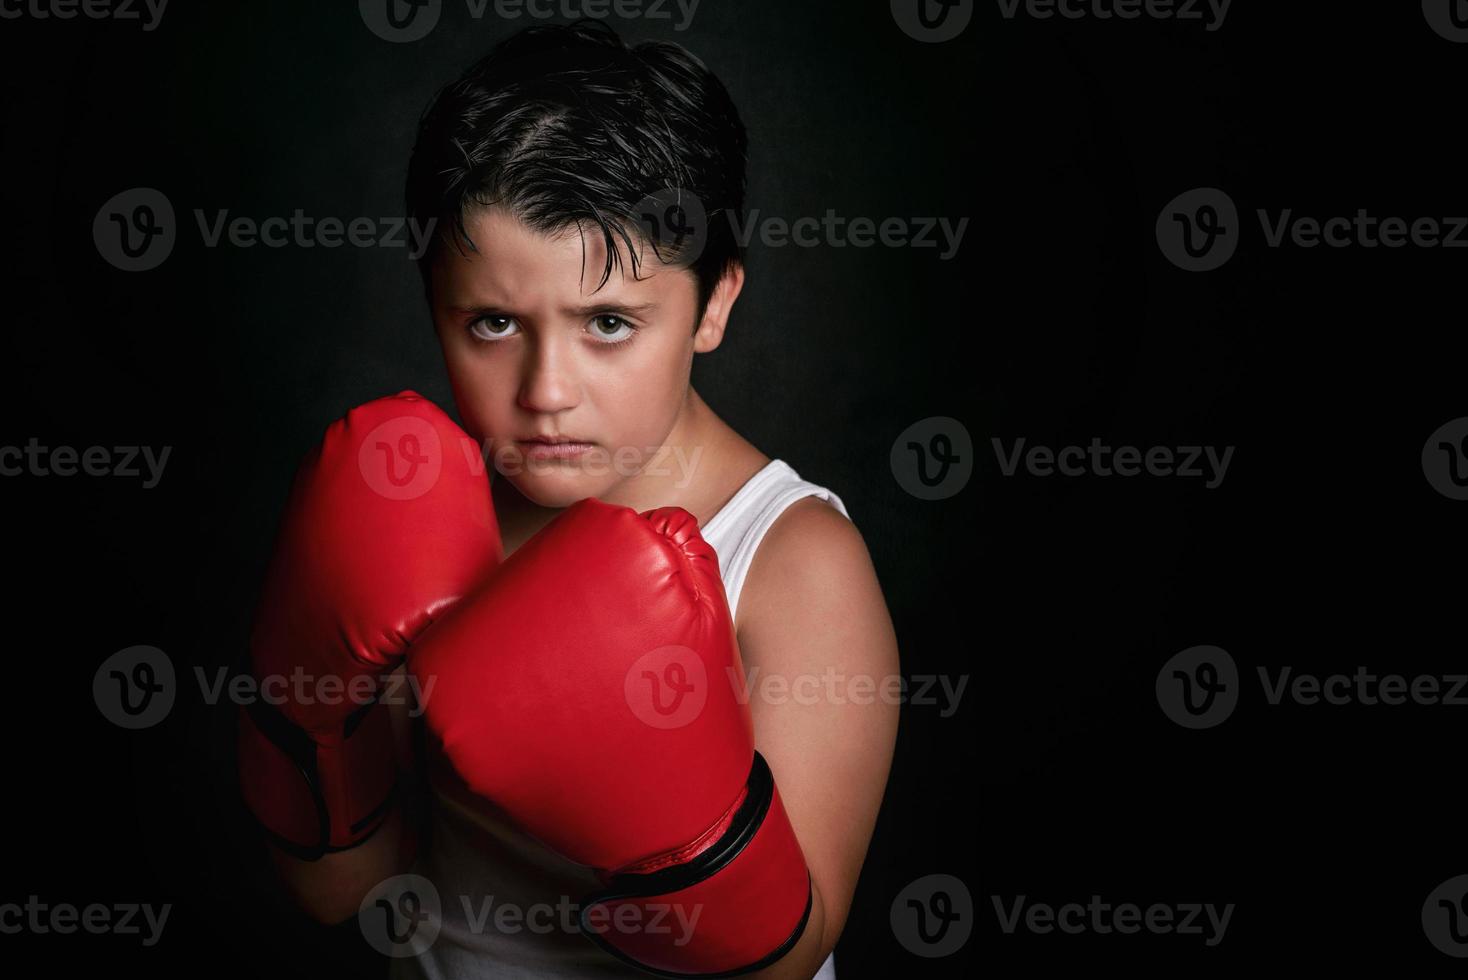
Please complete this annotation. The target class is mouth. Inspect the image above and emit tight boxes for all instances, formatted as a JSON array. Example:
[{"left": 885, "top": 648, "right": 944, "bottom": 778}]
[{"left": 516, "top": 436, "right": 597, "bottom": 460}]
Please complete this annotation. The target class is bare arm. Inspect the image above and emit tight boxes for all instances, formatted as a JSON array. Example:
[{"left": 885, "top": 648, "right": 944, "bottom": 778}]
[{"left": 732, "top": 498, "right": 901, "bottom": 979}]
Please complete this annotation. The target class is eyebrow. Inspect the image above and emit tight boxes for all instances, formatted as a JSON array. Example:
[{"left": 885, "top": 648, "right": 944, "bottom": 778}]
[{"left": 446, "top": 299, "right": 661, "bottom": 318}]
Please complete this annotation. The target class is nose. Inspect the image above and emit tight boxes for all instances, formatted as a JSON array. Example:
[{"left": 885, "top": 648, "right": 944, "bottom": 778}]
[{"left": 516, "top": 331, "right": 581, "bottom": 416}]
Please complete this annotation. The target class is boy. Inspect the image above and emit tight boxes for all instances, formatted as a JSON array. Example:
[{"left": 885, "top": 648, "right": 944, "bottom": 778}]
[{"left": 245, "top": 20, "right": 897, "bottom": 979}]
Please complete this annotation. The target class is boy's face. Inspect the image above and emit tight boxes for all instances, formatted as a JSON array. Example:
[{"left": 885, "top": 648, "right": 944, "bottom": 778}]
[{"left": 429, "top": 204, "right": 725, "bottom": 507}]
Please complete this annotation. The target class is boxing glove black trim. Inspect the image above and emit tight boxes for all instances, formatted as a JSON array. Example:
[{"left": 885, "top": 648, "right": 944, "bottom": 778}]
[
  {"left": 238, "top": 666, "right": 396, "bottom": 861},
  {"left": 575, "top": 752, "right": 814, "bottom": 978}
]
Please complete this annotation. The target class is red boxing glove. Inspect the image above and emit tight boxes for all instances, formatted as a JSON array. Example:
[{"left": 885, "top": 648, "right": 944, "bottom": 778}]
[
  {"left": 238, "top": 391, "right": 501, "bottom": 859},
  {"left": 409, "top": 497, "right": 811, "bottom": 976}
]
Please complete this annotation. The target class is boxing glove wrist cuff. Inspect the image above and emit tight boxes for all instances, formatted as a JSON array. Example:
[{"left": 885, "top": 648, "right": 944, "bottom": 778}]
[
  {"left": 577, "top": 752, "right": 813, "bottom": 978},
  {"left": 237, "top": 673, "right": 399, "bottom": 861}
]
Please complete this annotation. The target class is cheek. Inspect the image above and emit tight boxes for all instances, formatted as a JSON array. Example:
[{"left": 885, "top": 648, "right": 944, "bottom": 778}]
[
  {"left": 439, "top": 340, "right": 515, "bottom": 439},
  {"left": 589, "top": 335, "right": 689, "bottom": 438}
]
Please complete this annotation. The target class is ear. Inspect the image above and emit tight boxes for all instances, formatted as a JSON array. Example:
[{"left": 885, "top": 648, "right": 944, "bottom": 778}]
[{"left": 693, "top": 261, "right": 746, "bottom": 354}]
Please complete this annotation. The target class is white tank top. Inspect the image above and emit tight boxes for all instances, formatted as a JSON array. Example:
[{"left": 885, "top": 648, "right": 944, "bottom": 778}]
[{"left": 389, "top": 460, "right": 848, "bottom": 979}]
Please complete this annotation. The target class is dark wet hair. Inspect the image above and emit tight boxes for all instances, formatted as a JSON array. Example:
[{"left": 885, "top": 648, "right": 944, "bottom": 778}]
[{"left": 405, "top": 20, "right": 748, "bottom": 324}]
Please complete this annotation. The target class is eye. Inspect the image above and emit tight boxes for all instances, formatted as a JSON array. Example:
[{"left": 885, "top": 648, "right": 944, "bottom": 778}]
[
  {"left": 468, "top": 315, "right": 518, "bottom": 343},
  {"left": 589, "top": 314, "right": 636, "bottom": 345}
]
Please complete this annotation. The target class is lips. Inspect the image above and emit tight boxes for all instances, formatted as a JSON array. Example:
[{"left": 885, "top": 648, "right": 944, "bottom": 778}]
[{"left": 515, "top": 436, "right": 597, "bottom": 461}]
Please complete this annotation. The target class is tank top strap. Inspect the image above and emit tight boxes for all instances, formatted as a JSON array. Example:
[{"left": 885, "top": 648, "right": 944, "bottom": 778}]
[{"left": 698, "top": 459, "right": 852, "bottom": 624}]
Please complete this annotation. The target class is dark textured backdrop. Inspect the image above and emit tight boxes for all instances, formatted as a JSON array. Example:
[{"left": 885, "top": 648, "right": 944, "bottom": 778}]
[{"left": 2, "top": 1, "right": 1463, "bottom": 975}]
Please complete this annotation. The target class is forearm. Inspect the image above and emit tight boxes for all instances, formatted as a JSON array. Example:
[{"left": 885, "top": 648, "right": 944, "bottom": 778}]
[
  {"left": 745, "top": 877, "right": 829, "bottom": 980},
  {"left": 266, "top": 800, "right": 416, "bottom": 925}
]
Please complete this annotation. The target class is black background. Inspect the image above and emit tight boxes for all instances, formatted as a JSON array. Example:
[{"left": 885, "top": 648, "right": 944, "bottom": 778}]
[{"left": 1, "top": 0, "right": 1463, "bottom": 975}]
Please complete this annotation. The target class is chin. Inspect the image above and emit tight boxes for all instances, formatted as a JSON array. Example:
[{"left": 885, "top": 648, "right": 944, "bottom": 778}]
[{"left": 506, "top": 469, "right": 615, "bottom": 509}]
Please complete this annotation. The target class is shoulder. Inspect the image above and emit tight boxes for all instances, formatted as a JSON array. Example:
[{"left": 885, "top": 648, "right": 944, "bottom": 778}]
[
  {"left": 756, "top": 495, "right": 862, "bottom": 570},
  {"left": 746, "top": 495, "right": 871, "bottom": 602},
  {"left": 737, "top": 494, "right": 896, "bottom": 675},
  {"left": 754, "top": 494, "right": 868, "bottom": 580}
]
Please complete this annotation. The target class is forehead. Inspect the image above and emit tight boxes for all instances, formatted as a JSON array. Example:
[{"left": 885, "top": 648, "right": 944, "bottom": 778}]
[{"left": 435, "top": 204, "right": 665, "bottom": 300}]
